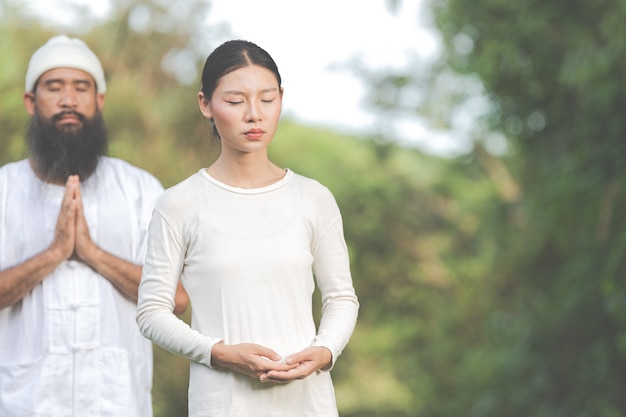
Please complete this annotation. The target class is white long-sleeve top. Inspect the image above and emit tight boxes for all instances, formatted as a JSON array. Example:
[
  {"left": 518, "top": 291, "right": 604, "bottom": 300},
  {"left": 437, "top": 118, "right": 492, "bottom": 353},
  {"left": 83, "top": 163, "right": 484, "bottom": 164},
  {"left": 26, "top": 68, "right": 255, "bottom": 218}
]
[
  {"left": 137, "top": 168, "right": 358, "bottom": 417},
  {"left": 0, "top": 157, "right": 163, "bottom": 417}
]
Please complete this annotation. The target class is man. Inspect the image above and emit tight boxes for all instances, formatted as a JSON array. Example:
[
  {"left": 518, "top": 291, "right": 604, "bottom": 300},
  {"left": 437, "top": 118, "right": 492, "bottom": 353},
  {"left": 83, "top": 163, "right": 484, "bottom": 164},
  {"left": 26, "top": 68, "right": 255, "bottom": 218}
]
[{"left": 0, "top": 35, "right": 187, "bottom": 416}]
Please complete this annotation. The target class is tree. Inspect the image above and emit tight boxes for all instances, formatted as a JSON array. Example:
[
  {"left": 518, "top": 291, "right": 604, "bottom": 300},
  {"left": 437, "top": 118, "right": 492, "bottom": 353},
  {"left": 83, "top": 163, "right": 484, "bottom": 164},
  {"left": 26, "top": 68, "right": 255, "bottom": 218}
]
[{"left": 364, "top": 0, "right": 626, "bottom": 415}]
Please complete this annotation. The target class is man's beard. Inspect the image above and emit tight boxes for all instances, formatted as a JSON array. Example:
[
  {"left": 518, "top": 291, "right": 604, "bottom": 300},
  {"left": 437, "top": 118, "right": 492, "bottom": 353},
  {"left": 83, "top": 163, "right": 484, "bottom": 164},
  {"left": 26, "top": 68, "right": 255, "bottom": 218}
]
[{"left": 27, "top": 109, "right": 108, "bottom": 183}]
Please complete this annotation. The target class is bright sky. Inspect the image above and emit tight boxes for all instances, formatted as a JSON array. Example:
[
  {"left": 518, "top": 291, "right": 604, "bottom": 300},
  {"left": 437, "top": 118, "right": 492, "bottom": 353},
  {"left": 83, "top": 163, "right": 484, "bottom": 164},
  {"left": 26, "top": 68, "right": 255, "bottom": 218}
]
[
  {"left": 206, "top": 2, "right": 436, "bottom": 127},
  {"left": 23, "top": 0, "right": 473, "bottom": 156},
  {"left": 204, "top": 1, "right": 471, "bottom": 156}
]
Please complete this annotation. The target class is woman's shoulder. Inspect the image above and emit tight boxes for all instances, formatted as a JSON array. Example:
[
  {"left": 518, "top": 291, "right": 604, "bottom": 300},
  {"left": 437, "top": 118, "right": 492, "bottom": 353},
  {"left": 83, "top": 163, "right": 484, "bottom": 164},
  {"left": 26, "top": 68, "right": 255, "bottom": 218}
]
[
  {"left": 165, "top": 170, "right": 205, "bottom": 191},
  {"left": 290, "top": 171, "right": 336, "bottom": 200},
  {"left": 155, "top": 171, "right": 205, "bottom": 211}
]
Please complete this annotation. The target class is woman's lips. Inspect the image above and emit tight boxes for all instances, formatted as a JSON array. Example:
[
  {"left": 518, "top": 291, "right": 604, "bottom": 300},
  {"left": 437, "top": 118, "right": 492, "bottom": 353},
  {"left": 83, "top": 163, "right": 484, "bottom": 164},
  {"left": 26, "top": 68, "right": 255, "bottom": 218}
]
[{"left": 245, "top": 128, "right": 264, "bottom": 139}]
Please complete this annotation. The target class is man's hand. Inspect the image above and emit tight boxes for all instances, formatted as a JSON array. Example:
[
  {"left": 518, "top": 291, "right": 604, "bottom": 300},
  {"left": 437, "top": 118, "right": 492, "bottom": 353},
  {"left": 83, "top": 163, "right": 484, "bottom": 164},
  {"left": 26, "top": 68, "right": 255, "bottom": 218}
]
[
  {"left": 0, "top": 176, "right": 82, "bottom": 309},
  {"left": 48, "top": 175, "right": 79, "bottom": 261},
  {"left": 40, "top": 174, "right": 185, "bottom": 308},
  {"left": 261, "top": 346, "right": 332, "bottom": 383},
  {"left": 72, "top": 177, "right": 99, "bottom": 263},
  {"left": 49, "top": 175, "right": 98, "bottom": 264}
]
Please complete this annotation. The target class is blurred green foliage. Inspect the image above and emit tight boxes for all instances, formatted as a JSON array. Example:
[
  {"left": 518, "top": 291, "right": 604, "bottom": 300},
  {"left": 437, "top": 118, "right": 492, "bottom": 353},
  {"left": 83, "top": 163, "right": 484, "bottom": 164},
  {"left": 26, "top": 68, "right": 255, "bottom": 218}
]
[
  {"left": 4, "top": 0, "right": 624, "bottom": 416},
  {"left": 431, "top": 0, "right": 626, "bottom": 415},
  {"left": 357, "top": 0, "right": 626, "bottom": 415}
]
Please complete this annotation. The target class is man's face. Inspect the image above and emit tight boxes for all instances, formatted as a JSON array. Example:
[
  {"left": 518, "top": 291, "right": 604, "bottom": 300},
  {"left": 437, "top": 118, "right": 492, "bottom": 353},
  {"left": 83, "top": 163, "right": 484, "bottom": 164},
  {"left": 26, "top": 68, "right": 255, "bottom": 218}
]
[
  {"left": 24, "top": 68, "right": 108, "bottom": 184},
  {"left": 24, "top": 67, "right": 105, "bottom": 130}
]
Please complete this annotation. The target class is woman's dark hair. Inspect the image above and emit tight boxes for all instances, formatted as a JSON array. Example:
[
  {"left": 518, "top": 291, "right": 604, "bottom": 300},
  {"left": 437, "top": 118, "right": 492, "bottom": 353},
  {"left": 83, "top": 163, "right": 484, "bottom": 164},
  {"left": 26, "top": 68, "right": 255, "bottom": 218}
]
[{"left": 200, "top": 40, "right": 282, "bottom": 100}]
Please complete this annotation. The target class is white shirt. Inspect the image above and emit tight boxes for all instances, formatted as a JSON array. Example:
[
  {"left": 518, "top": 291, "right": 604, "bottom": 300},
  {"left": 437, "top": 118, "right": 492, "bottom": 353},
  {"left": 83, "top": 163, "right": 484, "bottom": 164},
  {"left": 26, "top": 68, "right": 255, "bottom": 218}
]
[
  {"left": 137, "top": 169, "right": 359, "bottom": 417},
  {"left": 0, "top": 157, "right": 163, "bottom": 417}
]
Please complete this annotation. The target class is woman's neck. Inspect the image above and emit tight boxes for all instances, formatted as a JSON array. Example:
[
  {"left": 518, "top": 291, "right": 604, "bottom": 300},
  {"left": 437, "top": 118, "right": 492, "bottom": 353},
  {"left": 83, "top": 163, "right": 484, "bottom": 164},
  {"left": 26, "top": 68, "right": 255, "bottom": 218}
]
[{"left": 207, "top": 155, "right": 285, "bottom": 189}]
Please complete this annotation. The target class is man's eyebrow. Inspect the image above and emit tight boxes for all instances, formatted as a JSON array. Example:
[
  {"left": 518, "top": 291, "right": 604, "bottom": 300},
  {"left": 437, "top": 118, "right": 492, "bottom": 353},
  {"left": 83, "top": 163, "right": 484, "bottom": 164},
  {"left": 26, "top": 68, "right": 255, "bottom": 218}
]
[{"left": 43, "top": 78, "right": 93, "bottom": 86}]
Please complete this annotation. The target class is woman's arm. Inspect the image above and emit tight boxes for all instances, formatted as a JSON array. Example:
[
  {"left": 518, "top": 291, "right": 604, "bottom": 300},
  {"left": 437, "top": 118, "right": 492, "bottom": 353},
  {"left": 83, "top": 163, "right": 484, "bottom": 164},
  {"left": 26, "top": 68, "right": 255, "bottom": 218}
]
[{"left": 136, "top": 211, "right": 220, "bottom": 366}]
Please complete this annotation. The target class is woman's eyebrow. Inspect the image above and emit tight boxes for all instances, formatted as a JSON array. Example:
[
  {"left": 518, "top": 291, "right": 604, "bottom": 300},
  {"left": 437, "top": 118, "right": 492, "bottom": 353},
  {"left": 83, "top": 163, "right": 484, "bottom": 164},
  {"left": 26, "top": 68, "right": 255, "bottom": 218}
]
[{"left": 221, "top": 87, "right": 279, "bottom": 95}]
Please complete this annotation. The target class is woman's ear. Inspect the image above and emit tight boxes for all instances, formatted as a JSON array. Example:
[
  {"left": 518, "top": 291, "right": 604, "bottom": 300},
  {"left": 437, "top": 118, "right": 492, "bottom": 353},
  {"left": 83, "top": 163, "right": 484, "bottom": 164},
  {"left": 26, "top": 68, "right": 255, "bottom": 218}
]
[{"left": 198, "top": 91, "right": 213, "bottom": 119}]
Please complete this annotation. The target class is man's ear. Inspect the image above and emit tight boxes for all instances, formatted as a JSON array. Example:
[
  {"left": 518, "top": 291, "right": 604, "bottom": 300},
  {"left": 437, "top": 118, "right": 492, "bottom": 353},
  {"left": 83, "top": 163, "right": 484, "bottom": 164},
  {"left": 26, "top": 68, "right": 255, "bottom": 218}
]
[
  {"left": 23, "top": 92, "right": 36, "bottom": 116},
  {"left": 96, "top": 93, "right": 105, "bottom": 111}
]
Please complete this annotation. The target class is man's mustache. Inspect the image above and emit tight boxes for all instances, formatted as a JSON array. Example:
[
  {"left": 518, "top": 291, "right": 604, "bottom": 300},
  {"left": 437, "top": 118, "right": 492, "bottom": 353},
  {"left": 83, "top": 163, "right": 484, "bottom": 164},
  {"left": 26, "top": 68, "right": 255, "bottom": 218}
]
[{"left": 51, "top": 110, "right": 86, "bottom": 123}]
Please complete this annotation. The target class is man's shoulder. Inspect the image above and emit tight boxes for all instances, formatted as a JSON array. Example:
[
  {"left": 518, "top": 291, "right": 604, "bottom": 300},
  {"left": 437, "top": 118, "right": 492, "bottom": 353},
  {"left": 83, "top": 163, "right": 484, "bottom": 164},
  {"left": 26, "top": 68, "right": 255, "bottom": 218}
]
[
  {"left": 0, "top": 159, "right": 29, "bottom": 174},
  {"left": 98, "top": 156, "right": 154, "bottom": 177},
  {"left": 97, "top": 157, "right": 163, "bottom": 190},
  {"left": 0, "top": 160, "right": 31, "bottom": 185}
]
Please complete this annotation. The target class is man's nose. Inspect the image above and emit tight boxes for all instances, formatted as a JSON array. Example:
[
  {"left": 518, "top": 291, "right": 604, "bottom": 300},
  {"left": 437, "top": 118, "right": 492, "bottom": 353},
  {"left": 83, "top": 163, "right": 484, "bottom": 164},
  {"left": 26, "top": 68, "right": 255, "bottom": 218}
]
[{"left": 59, "top": 88, "right": 78, "bottom": 108}]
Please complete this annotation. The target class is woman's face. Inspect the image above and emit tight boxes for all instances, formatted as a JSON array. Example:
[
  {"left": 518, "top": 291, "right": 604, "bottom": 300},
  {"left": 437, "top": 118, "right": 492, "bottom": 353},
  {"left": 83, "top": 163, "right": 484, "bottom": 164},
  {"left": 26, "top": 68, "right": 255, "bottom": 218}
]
[{"left": 199, "top": 64, "right": 283, "bottom": 155}]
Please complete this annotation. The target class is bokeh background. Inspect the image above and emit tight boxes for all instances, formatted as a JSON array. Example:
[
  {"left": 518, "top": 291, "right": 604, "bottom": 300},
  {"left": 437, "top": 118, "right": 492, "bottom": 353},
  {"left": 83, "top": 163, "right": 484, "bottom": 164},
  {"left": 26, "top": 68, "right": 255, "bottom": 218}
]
[{"left": 2, "top": 0, "right": 626, "bottom": 416}]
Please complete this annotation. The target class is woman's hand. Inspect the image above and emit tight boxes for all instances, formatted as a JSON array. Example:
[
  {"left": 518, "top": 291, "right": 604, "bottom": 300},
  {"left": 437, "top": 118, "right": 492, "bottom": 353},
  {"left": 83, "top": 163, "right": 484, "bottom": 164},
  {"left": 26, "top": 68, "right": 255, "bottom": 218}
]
[
  {"left": 210, "top": 342, "right": 297, "bottom": 380},
  {"left": 261, "top": 346, "right": 332, "bottom": 383}
]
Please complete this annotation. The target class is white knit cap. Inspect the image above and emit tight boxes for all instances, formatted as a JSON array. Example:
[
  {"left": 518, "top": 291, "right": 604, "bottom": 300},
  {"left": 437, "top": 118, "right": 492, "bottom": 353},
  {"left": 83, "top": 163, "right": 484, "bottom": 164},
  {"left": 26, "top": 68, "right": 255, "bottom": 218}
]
[{"left": 25, "top": 35, "right": 106, "bottom": 93}]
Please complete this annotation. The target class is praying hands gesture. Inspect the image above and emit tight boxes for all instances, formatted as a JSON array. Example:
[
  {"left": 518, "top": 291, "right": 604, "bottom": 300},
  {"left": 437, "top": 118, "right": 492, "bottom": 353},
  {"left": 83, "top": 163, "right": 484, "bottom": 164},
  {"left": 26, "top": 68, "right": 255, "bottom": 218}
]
[
  {"left": 50, "top": 175, "right": 97, "bottom": 264},
  {"left": 0, "top": 175, "right": 188, "bottom": 312},
  {"left": 48, "top": 175, "right": 143, "bottom": 301}
]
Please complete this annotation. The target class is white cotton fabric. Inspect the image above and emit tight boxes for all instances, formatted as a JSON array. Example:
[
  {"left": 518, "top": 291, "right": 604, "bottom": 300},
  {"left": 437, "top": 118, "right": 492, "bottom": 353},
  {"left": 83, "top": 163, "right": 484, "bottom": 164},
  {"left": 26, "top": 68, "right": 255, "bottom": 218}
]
[
  {"left": 137, "top": 168, "right": 359, "bottom": 417},
  {"left": 0, "top": 157, "right": 163, "bottom": 417}
]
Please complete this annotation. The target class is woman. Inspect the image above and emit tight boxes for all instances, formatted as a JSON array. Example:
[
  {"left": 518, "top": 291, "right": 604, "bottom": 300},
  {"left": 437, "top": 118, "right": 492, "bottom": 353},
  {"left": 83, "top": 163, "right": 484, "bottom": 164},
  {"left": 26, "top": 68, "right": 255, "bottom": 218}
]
[{"left": 137, "top": 40, "right": 359, "bottom": 417}]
